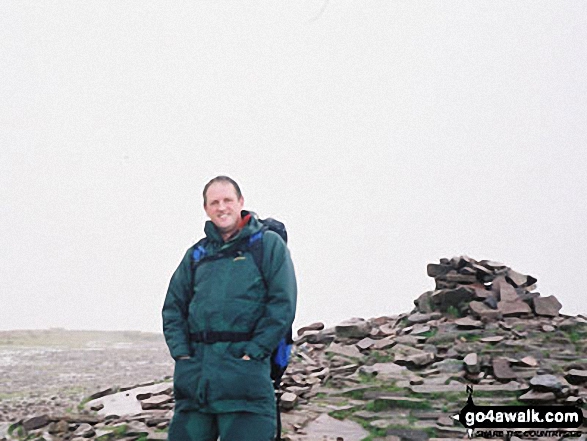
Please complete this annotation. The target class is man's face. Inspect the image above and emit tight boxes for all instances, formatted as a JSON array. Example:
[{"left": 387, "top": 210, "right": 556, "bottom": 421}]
[{"left": 204, "top": 181, "right": 244, "bottom": 238}]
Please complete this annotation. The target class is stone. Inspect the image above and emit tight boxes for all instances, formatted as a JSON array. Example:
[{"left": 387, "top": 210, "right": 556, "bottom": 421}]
[
  {"left": 86, "top": 387, "right": 118, "bottom": 401},
  {"left": 469, "top": 301, "right": 501, "bottom": 320},
  {"left": 505, "top": 269, "right": 528, "bottom": 287},
  {"left": 431, "top": 359, "right": 463, "bottom": 373},
  {"left": 463, "top": 353, "right": 480, "bottom": 374},
  {"left": 378, "top": 323, "right": 396, "bottom": 336},
  {"left": 529, "top": 374, "right": 567, "bottom": 392},
  {"left": 297, "top": 322, "right": 325, "bottom": 336},
  {"left": 146, "top": 432, "right": 168, "bottom": 441},
  {"left": 427, "top": 264, "right": 451, "bottom": 278},
  {"left": 302, "top": 413, "right": 369, "bottom": 441},
  {"left": 415, "top": 291, "right": 434, "bottom": 313},
  {"left": 22, "top": 415, "right": 51, "bottom": 431},
  {"left": 85, "top": 382, "right": 173, "bottom": 417},
  {"left": 335, "top": 318, "right": 372, "bottom": 339},
  {"left": 492, "top": 358, "right": 517, "bottom": 380},
  {"left": 472, "top": 286, "right": 493, "bottom": 299},
  {"left": 542, "top": 324, "right": 555, "bottom": 332},
  {"left": 565, "top": 369, "right": 587, "bottom": 384},
  {"left": 394, "top": 335, "right": 421, "bottom": 346},
  {"left": 411, "top": 324, "right": 431, "bottom": 335},
  {"left": 519, "top": 356, "right": 538, "bottom": 367},
  {"left": 140, "top": 394, "right": 173, "bottom": 410},
  {"left": 480, "top": 260, "right": 506, "bottom": 270},
  {"left": 359, "top": 363, "right": 407, "bottom": 380},
  {"left": 446, "top": 272, "right": 477, "bottom": 284},
  {"left": 533, "top": 296, "right": 562, "bottom": 317},
  {"left": 498, "top": 300, "right": 531, "bottom": 316},
  {"left": 454, "top": 317, "right": 483, "bottom": 329},
  {"left": 356, "top": 337, "right": 376, "bottom": 350},
  {"left": 326, "top": 343, "right": 365, "bottom": 360},
  {"left": 73, "top": 423, "right": 96, "bottom": 438},
  {"left": 407, "top": 313, "right": 432, "bottom": 325},
  {"left": 431, "top": 287, "right": 475, "bottom": 312},
  {"left": 48, "top": 420, "right": 69, "bottom": 434},
  {"left": 392, "top": 344, "right": 435, "bottom": 367},
  {"left": 519, "top": 390, "right": 556, "bottom": 403},
  {"left": 497, "top": 282, "right": 519, "bottom": 303},
  {"left": 373, "top": 337, "right": 395, "bottom": 349},
  {"left": 484, "top": 296, "right": 498, "bottom": 309},
  {"left": 480, "top": 336, "right": 504, "bottom": 343},
  {"left": 280, "top": 392, "right": 298, "bottom": 411}
]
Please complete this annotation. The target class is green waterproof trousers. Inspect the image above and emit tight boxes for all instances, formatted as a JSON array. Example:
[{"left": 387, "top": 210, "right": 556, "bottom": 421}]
[{"left": 168, "top": 409, "right": 276, "bottom": 441}]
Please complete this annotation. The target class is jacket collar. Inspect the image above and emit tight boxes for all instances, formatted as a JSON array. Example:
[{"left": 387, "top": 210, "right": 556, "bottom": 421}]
[{"left": 203, "top": 210, "right": 262, "bottom": 245}]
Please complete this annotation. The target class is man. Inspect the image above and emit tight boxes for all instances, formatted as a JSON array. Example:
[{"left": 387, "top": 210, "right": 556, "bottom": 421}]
[{"left": 162, "top": 176, "right": 297, "bottom": 441}]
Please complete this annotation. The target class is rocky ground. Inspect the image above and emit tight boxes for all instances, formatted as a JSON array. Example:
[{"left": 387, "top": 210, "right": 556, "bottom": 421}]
[
  {"left": 1, "top": 256, "right": 587, "bottom": 441},
  {"left": 0, "top": 330, "right": 173, "bottom": 423}
]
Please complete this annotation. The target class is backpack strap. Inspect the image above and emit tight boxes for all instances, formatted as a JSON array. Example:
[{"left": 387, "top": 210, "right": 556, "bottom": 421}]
[
  {"left": 247, "top": 227, "right": 267, "bottom": 285},
  {"left": 191, "top": 238, "right": 209, "bottom": 268}
]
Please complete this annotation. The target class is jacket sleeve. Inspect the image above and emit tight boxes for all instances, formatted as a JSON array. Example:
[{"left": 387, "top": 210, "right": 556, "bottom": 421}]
[
  {"left": 245, "top": 231, "right": 297, "bottom": 360},
  {"left": 162, "top": 248, "right": 193, "bottom": 359}
]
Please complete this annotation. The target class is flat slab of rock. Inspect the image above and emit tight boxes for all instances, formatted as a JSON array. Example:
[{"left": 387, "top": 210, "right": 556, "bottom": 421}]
[
  {"left": 326, "top": 343, "right": 365, "bottom": 360},
  {"left": 455, "top": 317, "right": 483, "bottom": 329},
  {"left": 73, "top": 423, "right": 96, "bottom": 438},
  {"left": 432, "top": 287, "right": 475, "bottom": 312},
  {"left": 407, "top": 313, "right": 433, "bottom": 324},
  {"left": 356, "top": 337, "right": 376, "bottom": 350},
  {"left": 519, "top": 356, "right": 538, "bottom": 367},
  {"left": 519, "top": 390, "right": 556, "bottom": 403},
  {"left": 498, "top": 300, "right": 531, "bottom": 316},
  {"left": 529, "top": 374, "right": 567, "bottom": 392},
  {"left": 480, "top": 336, "right": 505, "bottom": 343},
  {"left": 359, "top": 362, "right": 407, "bottom": 380},
  {"left": 140, "top": 394, "right": 173, "bottom": 410},
  {"left": 565, "top": 369, "right": 587, "bottom": 384},
  {"left": 533, "top": 295, "right": 562, "bottom": 317},
  {"left": 492, "top": 357, "right": 517, "bottom": 380},
  {"left": 85, "top": 382, "right": 173, "bottom": 417},
  {"left": 469, "top": 301, "right": 501, "bottom": 320},
  {"left": 301, "top": 413, "right": 369, "bottom": 441},
  {"left": 22, "top": 415, "right": 51, "bottom": 431},
  {"left": 297, "top": 322, "right": 325, "bottom": 336},
  {"left": 335, "top": 318, "right": 372, "bottom": 338}
]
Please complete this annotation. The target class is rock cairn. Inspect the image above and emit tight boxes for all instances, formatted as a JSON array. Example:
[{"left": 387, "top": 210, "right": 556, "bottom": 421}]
[
  {"left": 2, "top": 256, "right": 586, "bottom": 441},
  {"left": 418, "top": 256, "right": 562, "bottom": 320}
]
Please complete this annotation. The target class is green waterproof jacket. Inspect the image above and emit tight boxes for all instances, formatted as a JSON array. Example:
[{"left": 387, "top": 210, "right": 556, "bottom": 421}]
[{"left": 162, "top": 212, "right": 297, "bottom": 414}]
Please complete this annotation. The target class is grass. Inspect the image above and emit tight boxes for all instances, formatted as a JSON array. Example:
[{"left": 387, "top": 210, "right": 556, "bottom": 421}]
[
  {"left": 446, "top": 306, "right": 462, "bottom": 318},
  {"left": 329, "top": 408, "right": 357, "bottom": 420},
  {"left": 365, "top": 398, "right": 432, "bottom": 412},
  {"left": 368, "top": 351, "right": 394, "bottom": 364},
  {"left": 419, "top": 328, "right": 438, "bottom": 339}
]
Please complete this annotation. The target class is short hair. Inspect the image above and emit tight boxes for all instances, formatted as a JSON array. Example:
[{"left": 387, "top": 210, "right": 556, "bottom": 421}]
[{"left": 203, "top": 176, "right": 243, "bottom": 206}]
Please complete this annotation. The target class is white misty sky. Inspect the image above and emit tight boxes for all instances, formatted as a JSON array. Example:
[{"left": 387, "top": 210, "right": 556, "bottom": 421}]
[{"left": 1, "top": 2, "right": 586, "bottom": 332}]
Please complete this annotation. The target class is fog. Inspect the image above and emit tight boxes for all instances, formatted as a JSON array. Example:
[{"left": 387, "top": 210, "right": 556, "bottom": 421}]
[{"left": 1, "top": 2, "right": 586, "bottom": 332}]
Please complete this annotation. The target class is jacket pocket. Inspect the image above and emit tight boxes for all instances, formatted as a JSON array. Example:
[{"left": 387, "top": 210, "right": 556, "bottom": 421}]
[
  {"left": 173, "top": 358, "right": 201, "bottom": 402},
  {"left": 208, "top": 354, "right": 273, "bottom": 402}
]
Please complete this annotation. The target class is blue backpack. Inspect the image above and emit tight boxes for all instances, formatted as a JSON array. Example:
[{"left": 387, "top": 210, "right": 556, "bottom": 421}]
[{"left": 189, "top": 218, "right": 293, "bottom": 385}]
